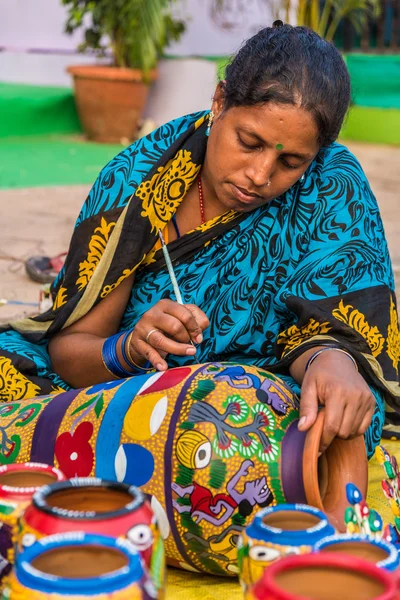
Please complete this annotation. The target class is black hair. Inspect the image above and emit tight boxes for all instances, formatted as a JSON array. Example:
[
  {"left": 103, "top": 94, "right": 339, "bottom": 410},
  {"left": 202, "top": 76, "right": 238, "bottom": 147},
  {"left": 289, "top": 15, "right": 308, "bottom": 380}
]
[
  {"left": 238, "top": 491, "right": 274, "bottom": 517},
  {"left": 222, "top": 23, "right": 351, "bottom": 147}
]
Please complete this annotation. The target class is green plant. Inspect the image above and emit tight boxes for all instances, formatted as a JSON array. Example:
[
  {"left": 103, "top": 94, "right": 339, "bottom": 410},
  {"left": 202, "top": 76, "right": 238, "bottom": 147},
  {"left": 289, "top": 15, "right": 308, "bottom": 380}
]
[
  {"left": 62, "top": 0, "right": 186, "bottom": 74},
  {"left": 276, "top": 0, "right": 381, "bottom": 42}
]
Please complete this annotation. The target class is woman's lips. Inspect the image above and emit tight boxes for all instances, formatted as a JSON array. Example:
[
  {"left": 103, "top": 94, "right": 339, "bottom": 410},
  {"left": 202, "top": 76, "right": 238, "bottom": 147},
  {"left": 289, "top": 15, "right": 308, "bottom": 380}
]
[{"left": 231, "top": 184, "right": 264, "bottom": 203}]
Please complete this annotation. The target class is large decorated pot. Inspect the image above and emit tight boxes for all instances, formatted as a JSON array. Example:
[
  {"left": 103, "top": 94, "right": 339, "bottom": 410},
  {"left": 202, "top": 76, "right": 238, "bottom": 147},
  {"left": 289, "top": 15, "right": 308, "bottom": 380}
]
[
  {"left": 0, "top": 363, "right": 368, "bottom": 576},
  {"left": 3, "top": 532, "right": 151, "bottom": 599},
  {"left": 238, "top": 504, "right": 335, "bottom": 591},
  {"left": 246, "top": 553, "right": 399, "bottom": 600},
  {"left": 18, "top": 478, "right": 165, "bottom": 597},
  {"left": 0, "top": 462, "right": 65, "bottom": 579}
]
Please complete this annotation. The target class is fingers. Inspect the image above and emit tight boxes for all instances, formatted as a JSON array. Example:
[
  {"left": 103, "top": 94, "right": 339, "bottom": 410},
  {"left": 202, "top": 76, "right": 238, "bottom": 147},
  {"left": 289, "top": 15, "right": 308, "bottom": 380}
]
[
  {"left": 356, "top": 403, "right": 376, "bottom": 436},
  {"left": 319, "top": 397, "right": 345, "bottom": 454},
  {"left": 336, "top": 401, "right": 363, "bottom": 440},
  {"left": 298, "top": 376, "right": 319, "bottom": 432}
]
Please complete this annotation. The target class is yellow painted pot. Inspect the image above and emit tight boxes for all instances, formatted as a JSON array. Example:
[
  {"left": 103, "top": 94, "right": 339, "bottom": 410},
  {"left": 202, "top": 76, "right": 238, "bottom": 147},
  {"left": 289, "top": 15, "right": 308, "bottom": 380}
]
[{"left": 0, "top": 363, "right": 367, "bottom": 576}]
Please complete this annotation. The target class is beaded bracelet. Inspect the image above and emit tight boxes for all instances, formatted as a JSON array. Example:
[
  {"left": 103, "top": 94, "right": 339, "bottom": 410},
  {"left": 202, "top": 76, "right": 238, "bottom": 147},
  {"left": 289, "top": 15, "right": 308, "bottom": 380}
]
[
  {"left": 102, "top": 333, "right": 134, "bottom": 379},
  {"left": 305, "top": 347, "right": 358, "bottom": 373},
  {"left": 121, "top": 330, "right": 153, "bottom": 373}
]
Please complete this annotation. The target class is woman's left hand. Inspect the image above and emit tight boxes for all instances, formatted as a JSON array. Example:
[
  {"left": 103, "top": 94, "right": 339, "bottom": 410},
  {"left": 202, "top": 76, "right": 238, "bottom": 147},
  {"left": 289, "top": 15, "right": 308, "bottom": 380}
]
[{"left": 297, "top": 350, "right": 376, "bottom": 453}]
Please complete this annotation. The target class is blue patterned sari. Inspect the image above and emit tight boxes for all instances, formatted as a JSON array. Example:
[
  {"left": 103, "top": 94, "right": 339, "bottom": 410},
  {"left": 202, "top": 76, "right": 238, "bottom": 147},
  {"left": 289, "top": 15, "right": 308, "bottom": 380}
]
[{"left": 0, "top": 111, "right": 398, "bottom": 456}]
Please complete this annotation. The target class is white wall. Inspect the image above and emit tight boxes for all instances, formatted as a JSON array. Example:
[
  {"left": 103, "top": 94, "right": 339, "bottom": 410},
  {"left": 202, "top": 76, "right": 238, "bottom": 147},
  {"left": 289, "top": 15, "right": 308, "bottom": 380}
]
[
  {"left": 0, "top": 0, "right": 278, "bottom": 125},
  {"left": 0, "top": 0, "right": 275, "bottom": 55}
]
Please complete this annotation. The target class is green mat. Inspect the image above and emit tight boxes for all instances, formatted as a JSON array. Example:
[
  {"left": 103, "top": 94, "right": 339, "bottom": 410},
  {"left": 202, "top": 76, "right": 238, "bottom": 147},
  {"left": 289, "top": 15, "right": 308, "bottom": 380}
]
[
  {"left": 0, "top": 83, "right": 80, "bottom": 138},
  {"left": 0, "top": 135, "right": 123, "bottom": 189},
  {"left": 346, "top": 55, "right": 400, "bottom": 110}
]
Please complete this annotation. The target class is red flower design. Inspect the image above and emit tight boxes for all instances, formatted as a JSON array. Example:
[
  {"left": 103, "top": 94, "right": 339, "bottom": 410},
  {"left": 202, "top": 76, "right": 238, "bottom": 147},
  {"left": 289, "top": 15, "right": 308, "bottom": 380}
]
[{"left": 55, "top": 422, "right": 94, "bottom": 478}]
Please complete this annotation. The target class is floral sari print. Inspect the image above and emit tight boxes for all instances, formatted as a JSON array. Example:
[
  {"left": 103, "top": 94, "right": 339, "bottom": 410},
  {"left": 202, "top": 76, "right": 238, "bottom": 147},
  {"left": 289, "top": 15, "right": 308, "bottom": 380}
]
[{"left": 0, "top": 110, "right": 399, "bottom": 454}]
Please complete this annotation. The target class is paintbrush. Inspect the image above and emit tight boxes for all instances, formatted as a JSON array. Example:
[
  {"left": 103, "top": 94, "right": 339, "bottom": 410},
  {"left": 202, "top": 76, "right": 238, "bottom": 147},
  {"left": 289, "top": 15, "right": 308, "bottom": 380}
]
[{"left": 158, "top": 229, "right": 200, "bottom": 363}]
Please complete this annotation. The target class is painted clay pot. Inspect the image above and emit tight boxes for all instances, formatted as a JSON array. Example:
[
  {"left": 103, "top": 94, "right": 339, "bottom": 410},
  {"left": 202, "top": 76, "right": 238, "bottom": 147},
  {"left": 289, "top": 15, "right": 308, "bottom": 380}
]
[
  {"left": 4, "top": 532, "right": 151, "bottom": 599},
  {"left": 0, "top": 363, "right": 368, "bottom": 576},
  {"left": 238, "top": 503, "right": 335, "bottom": 591},
  {"left": 247, "top": 553, "right": 399, "bottom": 600},
  {"left": 314, "top": 533, "right": 400, "bottom": 572},
  {"left": 0, "top": 462, "right": 65, "bottom": 579},
  {"left": 19, "top": 478, "right": 165, "bottom": 597}
]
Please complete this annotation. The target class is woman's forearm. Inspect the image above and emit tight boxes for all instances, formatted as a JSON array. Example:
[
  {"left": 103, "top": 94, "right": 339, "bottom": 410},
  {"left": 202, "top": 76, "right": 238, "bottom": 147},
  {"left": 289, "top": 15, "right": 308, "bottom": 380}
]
[{"left": 49, "top": 332, "right": 118, "bottom": 388}]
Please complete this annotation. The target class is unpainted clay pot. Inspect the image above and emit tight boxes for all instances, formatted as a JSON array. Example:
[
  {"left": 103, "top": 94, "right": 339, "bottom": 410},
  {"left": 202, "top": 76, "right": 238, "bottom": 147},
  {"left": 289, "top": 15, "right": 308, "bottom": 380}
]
[
  {"left": 0, "top": 364, "right": 368, "bottom": 575},
  {"left": 19, "top": 478, "right": 165, "bottom": 597},
  {"left": 4, "top": 532, "right": 150, "bottom": 599},
  {"left": 239, "top": 504, "right": 335, "bottom": 591},
  {"left": 314, "top": 533, "right": 400, "bottom": 572},
  {"left": 0, "top": 462, "right": 65, "bottom": 579},
  {"left": 67, "top": 65, "right": 157, "bottom": 143},
  {"left": 247, "top": 552, "right": 399, "bottom": 600}
]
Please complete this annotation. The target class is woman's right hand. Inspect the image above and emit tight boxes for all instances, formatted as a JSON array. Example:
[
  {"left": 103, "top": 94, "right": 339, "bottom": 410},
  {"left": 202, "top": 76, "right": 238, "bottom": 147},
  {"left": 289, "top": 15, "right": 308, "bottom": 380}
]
[{"left": 128, "top": 299, "right": 209, "bottom": 371}]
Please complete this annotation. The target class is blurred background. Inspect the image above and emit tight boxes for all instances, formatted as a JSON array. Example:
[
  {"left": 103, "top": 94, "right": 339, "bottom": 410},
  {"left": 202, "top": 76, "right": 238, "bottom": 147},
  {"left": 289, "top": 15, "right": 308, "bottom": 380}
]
[{"left": 0, "top": 0, "right": 399, "bottom": 319}]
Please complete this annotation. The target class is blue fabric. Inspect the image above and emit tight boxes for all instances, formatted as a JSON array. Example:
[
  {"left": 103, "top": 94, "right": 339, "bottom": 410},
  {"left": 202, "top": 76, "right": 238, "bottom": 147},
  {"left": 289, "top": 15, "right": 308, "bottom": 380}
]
[{"left": 0, "top": 114, "right": 395, "bottom": 456}]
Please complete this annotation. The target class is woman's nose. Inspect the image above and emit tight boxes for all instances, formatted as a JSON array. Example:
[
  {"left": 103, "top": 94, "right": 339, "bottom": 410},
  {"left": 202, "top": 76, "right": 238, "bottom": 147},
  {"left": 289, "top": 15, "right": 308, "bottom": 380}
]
[{"left": 246, "top": 154, "right": 275, "bottom": 188}]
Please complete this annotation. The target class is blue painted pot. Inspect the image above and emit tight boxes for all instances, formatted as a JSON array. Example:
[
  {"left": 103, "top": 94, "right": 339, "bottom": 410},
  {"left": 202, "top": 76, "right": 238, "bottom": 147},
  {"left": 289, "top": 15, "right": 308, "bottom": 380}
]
[
  {"left": 4, "top": 532, "right": 156, "bottom": 599},
  {"left": 314, "top": 533, "right": 400, "bottom": 572},
  {"left": 239, "top": 503, "right": 335, "bottom": 590}
]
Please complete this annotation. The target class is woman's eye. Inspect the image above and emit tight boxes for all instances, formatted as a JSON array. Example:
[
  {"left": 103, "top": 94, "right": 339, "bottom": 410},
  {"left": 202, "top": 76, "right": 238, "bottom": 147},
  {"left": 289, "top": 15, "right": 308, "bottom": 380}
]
[
  {"left": 237, "top": 135, "right": 259, "bottom": 151},
  {"left": 281, "top": 158, "right": 299, "bottom": 170}
]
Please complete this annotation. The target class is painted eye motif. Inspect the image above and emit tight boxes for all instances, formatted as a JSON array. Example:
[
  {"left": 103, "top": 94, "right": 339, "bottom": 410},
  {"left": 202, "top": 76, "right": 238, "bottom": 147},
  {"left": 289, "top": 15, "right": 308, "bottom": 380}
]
[
  {"left": 22, "top": 533, "right": 36, "bottom": 548},
  {"left": 195, "top": 441, "right": 212, "bottom": 469},
  {"left": 127, "top": 525, "right": 153, "bottom": 550},
  {"left": 249, "top": 545, "right": 281, "bottom": 563}
]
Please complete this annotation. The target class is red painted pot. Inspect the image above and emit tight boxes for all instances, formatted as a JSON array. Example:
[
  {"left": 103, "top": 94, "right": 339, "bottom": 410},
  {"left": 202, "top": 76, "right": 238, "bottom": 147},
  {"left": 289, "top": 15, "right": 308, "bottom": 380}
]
[
  {"left": 248, "top": 553, "right": 399, "bottom": 600},
  {"left": 0, "top": 462, "right": 65, "bottom": 579},
  {"left": 19, "top": 478, "right": 164, "bottom": 598}
]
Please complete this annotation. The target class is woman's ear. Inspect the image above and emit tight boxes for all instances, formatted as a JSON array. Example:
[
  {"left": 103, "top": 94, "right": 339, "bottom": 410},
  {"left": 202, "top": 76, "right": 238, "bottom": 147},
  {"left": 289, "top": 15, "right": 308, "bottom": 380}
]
[{"left": 211, "top": 82, "right": 226, "bottom": 120}]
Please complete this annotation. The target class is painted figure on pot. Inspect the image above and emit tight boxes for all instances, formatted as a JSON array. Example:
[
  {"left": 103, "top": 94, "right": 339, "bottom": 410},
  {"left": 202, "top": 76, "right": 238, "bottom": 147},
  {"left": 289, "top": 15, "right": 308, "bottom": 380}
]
[{"left": 0, "top": 363, "right": 367, "bottom": 576}]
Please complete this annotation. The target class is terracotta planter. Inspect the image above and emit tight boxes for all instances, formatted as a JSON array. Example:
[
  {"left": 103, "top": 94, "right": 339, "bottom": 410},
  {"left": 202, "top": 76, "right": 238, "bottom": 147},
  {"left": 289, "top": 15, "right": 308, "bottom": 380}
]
[
  {"left": 248, "top": 553, "right": 399, "bottom": 600},
  {"left": 0, "top": 462, "right": 65, "bottom": 579},
  {"left": 0, "top": 363, "right": 367, "bottom": 576},
  {"left": 4, "top": 532, "right": 148, "bottom": 599},
  {"left": 67, "top": 65, "right": 157, "bottom": 143},
  {"left": 314, "top": 533, "right": 400, "bottom": 572},
  {"left": 19, "top": 478, "right": 164, "bottom": 597},
  {"left": 239, "top": 504, "right": 335, "bottom": 591}
]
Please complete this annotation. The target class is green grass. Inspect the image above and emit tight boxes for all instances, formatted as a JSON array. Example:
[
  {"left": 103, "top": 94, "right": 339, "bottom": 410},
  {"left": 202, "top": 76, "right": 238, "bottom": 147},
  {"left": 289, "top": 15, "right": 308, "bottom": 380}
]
[{"left": 0, "top": 135, "right": 123, "bottom": 189}]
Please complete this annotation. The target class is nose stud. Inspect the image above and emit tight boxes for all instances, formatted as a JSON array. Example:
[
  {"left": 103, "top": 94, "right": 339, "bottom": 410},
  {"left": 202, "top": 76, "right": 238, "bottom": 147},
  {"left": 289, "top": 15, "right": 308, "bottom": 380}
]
[{"left": 266, "top": 179, "right": 271, "bottom": 187}]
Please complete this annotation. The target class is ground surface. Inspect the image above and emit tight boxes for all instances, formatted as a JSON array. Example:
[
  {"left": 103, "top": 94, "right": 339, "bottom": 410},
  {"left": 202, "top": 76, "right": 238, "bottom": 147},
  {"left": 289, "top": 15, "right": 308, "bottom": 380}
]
[{"left": 0, "top": 140, "right": 399, "bottom": 323}]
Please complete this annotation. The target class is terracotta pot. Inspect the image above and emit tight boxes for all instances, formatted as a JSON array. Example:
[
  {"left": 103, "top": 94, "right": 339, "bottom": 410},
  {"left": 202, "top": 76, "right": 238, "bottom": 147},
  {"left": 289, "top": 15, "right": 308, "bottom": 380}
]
[
  {"left": 0, "top": 462, "right": 65, "bottom": 579},
  {"left": 314, "top": 533, "right": 400, "bottom": 572},
  {"left": 0, "top": 363, "right": 367, "bottom": 576},
  {"left": 67, "top": 65, "right": 157, "bottom": 143},
  {"left": 249, "top": 552, "right": 399, "bottom": 600},
  {"left": 4, "top": 532, "right": 149, "bottom": 599},
  {"left": 239, "top": 504, "right": 335, "bottom": 591},
  {"left": 19, "top": 478, "right": 164, "bottom": 597}
]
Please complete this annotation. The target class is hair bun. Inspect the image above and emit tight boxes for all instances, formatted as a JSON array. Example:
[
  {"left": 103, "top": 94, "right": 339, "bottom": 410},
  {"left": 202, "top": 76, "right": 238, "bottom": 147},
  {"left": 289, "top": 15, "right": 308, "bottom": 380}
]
[{"left": 272, "top": 20, "right": 284, "bottom": 28}]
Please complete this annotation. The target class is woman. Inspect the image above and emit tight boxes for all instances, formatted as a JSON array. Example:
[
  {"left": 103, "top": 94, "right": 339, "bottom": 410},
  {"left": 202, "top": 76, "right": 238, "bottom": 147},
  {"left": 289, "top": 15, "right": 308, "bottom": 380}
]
[{"left": 0, "top": 23, "right": 399, "bottom": 458}]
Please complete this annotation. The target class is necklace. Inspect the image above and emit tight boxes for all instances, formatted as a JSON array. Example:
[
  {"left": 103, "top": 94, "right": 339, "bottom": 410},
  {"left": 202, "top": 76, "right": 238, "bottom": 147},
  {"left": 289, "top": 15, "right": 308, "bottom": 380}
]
[{"left": 197, "top": 177, "right": 206, "bottom": 225}]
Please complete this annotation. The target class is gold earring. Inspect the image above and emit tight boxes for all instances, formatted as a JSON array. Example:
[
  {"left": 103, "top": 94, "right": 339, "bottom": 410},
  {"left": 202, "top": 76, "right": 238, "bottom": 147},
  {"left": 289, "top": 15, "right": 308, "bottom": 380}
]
[{"left": 206, "top": 111, "right": 214, "bottom": 137}]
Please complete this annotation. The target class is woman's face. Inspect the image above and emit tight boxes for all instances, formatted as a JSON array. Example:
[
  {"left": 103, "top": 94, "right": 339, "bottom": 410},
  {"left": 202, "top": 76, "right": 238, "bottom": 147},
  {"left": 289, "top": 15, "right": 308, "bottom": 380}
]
[{"left": 203, "top": 92, "right": 320, "bottom": 213}]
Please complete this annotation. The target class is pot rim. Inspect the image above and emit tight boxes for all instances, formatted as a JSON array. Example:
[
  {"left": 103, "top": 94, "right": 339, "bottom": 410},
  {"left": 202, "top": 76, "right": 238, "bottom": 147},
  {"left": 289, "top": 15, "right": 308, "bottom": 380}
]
[
  {"left": 0, "top": 463, "right": 65, "bottom": 499},
  {"left": 66, "top": 64, "right": 157, "bottom": 82},
  {"left": 16, "top": 532, "right": 143, "bottom": 594},
  {"left": 255, "top": 551, "right": 396, "bottom": 600},
  {"left": 32, "top": 478, "right": 145, "bottom": 520},
  {"left": 245, "top": 503, "right": 333, "bottom": 547},
  {"left": 314, "top": 533, "right": 400, "bottom": 571},
  {"left": 302, "top": 409, "right": 368, "bottom": 532}
]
